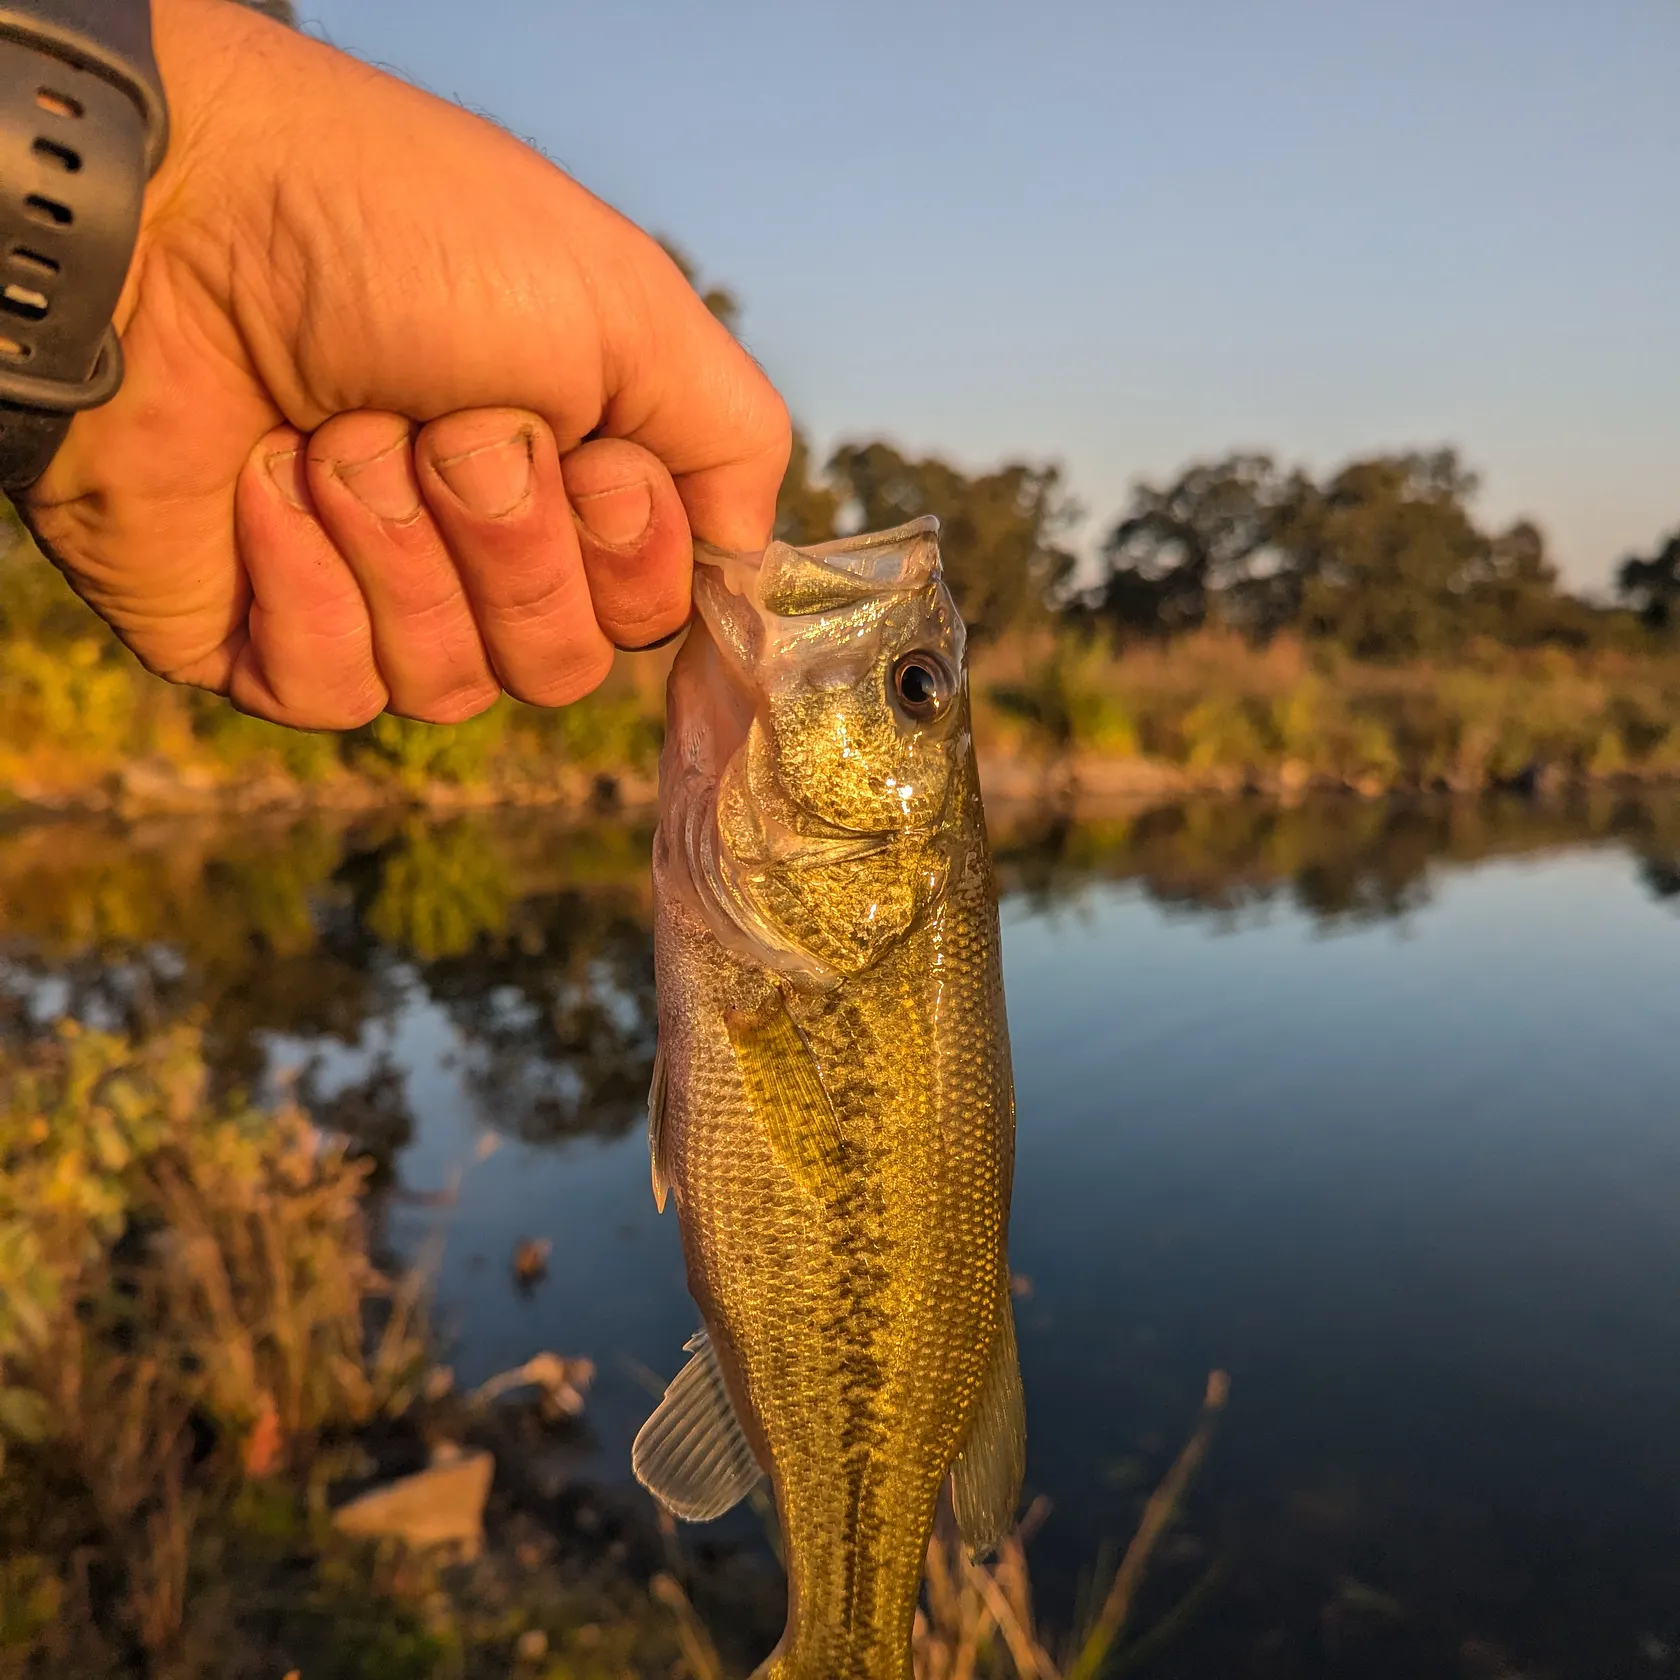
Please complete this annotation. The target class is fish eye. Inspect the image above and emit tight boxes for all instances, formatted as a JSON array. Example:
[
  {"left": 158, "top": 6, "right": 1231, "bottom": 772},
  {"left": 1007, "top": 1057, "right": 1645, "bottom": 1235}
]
[{"left": 891, "top": 651, "right": 955, "bottom": 723}]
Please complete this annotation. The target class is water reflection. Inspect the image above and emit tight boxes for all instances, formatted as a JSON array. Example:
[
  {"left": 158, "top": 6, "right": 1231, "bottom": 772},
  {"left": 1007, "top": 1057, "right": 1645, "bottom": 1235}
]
[
  {"left": 4, "top": 792, "right": 1680, "bottom": 1176},
  {"left": 995, "top": 787, "right": 1680, "bottom": 924}
]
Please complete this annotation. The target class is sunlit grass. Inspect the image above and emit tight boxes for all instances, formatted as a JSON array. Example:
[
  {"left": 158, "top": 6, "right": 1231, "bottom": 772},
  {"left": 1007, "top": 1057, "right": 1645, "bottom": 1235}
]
[{"left": 974, "top": 629, "right": 1680, "bottom": 793}]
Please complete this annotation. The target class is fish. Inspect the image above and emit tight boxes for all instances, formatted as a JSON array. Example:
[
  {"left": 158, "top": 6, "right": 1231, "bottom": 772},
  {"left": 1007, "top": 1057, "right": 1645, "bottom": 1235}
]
[{"left": 634, "top": 515, "right": 1024, "bottom": 1680}]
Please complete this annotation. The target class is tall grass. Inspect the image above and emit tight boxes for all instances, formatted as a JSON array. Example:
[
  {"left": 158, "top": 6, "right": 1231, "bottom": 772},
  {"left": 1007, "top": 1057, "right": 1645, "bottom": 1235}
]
[
  {"left": 977, "top": 630, "right": 1680, "bottom": 793},
  {"left": 7, "top": 503, "right": 1680, "bottom": 811},
  {"left": 0, "top": 1023, "right": 430, "bottom": 1662}
]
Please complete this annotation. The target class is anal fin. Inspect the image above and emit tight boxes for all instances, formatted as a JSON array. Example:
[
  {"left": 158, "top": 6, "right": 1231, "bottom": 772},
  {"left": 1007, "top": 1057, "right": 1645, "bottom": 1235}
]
[
  {"left": 632, "top": 1328, "right": 764, "bottom": 1522},
  {"left": 951, "top": 1284, "right": 1027, "bottom": 1558}
]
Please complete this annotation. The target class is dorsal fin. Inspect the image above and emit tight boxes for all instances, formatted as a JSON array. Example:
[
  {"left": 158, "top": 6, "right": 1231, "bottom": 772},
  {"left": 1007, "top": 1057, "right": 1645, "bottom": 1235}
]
[
  {"left": 950, "top": 1283, "right": 1027, "bottom": 1558},
  {"left": 632, "top": 1328, "right": 764, "bottom": 1521}
]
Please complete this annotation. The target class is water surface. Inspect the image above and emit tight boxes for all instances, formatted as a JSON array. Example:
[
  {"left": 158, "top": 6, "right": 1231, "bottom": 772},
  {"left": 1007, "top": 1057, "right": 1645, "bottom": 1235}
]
[{"left": 4, "top": 793, "right": 1679, "bottom": 1676}]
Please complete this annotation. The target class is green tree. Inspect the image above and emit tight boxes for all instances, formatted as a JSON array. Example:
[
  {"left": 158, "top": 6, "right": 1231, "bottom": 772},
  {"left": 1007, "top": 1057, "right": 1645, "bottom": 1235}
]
[
  {"left": 1458, "top": 517, "right": 1607, "bottom": 647},
  {"left": 1089, "top": 447, "right": 1597, "bottom": 657},
  {"left": 775, "top": 428, "right": 842, "bottom": 546},
  {"left": 1280, "top": 450, "right": 1489, "bottom": 659},
  {"left": 1618, "top": 530, "right": 1680, "bottom": 633},
  {"left": 1092, "top": 454, "right": 1292, "bottom": 638},
  {"left": 824, "top": 442, "right": 1078, "bottom": 641}
]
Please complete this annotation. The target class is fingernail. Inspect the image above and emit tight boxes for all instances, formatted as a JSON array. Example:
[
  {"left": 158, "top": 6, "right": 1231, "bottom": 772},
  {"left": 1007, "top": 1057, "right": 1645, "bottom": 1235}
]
[
  {"left": 265, "top": 448, "right": 308, "bottom": 511},
  {"left": 434, "top": 432, "right": 534, "bottom": 520},
  {"left": 573, "top": 480, "right": 653, "bottom": 548},
  {"left": 622, "top": 624, "right": 687, "bottom": 652},
  {"left": 337, "top": 437, "right": 421, "bottom": 522}
]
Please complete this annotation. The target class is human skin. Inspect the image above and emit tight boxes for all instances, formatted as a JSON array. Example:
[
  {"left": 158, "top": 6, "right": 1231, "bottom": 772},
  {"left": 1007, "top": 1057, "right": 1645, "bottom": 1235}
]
[{"left": 15, "top": 0, "right": 790, "bottom": 729}]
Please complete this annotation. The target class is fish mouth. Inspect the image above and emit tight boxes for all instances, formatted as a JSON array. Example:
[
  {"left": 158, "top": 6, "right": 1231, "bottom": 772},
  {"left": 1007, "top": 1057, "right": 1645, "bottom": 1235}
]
[
  {"left": 694, "top": 514, "right": 941, "bottom": 581},
  {"left": 694, "top": 516, "right": 943, "bottom": 627}
]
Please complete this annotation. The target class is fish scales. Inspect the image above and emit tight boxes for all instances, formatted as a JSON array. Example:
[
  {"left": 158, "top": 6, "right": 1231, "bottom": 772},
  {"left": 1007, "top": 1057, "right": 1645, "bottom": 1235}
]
[{"left": 641, "top": 518, "right": 1023, "bottom": 1680}]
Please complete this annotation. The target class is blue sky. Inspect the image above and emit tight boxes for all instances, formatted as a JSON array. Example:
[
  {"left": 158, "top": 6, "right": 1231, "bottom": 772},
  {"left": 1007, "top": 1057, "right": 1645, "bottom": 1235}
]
[{"left": 303, "top": 0, "right": 1680, "bottom": 590}]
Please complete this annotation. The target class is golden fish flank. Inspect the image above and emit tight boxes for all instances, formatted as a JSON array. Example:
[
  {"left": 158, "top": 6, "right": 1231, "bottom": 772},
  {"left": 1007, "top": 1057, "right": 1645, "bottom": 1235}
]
[{"left": 637, "top": 517, "right": 1024, "bottom": 1680}]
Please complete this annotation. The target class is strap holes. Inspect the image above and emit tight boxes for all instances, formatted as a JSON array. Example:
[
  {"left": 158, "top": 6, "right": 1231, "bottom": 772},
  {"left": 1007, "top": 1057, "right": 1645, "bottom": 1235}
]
[
  {"left": 23, "top": 196, "right": 71, "bottom": 227},
  {"left": 10, "top": 250, "right": 57, "bottom": 278},
  {"left": 1, "top": 285, "right": 48, "bottom": 321},
  {"left": 31, "top": 138, "right": 81, "bottom": 173},
  {"left": 0, "top": 335, "right": 31, "bottom": 362},
  {"left": 35, "top": 89, "right": 82, "bottom": 120}
]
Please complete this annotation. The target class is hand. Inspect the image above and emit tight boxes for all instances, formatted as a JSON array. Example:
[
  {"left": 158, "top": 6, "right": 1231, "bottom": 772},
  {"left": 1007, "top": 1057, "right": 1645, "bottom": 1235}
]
[{"left": 17, "top": 0, "right": 789, "bottom": 728}]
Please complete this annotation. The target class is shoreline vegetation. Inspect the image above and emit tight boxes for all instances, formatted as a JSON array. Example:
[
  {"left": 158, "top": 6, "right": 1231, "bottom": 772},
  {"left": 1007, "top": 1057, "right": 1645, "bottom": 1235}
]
[
  {"left": 6, "top": 619, "right": 1680, "bottom": 824},
  {"left": 4, "top": 250, "right": 1680, "bottom": 823},
  {"left": 7, "top": 431, "right": 1680, "bottom": 826},
  {"left": 7, "top": 255, "right": 1680, "bottom": 821}
]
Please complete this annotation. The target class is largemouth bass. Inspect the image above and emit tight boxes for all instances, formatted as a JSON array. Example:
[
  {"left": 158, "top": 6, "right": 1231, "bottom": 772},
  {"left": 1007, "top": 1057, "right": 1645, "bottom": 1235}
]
[{"left": 634, "top": 516, "right": 1024, "bottom": 1680}]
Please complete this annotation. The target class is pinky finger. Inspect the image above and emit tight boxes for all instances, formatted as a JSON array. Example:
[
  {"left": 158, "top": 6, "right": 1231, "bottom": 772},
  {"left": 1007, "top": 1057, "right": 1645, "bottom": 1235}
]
[{"left": 228, "top": 429, "right": 389, "bottom": 729}]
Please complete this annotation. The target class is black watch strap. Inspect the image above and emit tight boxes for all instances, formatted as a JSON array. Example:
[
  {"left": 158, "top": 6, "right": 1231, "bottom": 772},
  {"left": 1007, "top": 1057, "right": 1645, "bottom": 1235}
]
[{"left": 0, "top": 0, "right": 166, "bottom": 493}]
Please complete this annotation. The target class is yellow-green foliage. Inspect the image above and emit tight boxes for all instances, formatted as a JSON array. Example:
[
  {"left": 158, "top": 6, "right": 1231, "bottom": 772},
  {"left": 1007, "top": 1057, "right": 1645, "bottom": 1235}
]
[
  {"left": 366, "top": 818, "right": 513, "bottom": 959},
  {"left": 351, "top": 708, "right": 509, "bottom": 790},
  {"left": 0, "top": 518, "right": 675, "bottom": 802},
  {"left": 516, "top": 687, "right": 665, "bottom": 776},
  {"left": 4, "top": 495, "right": 1680, "bottom": 806},
  {"left": 974, "top": 630, "right": 1680, "bottom": 790},
  {"left": 191, "top": 698, "right": 342, "bottom": 782},
  {"left": 0, "top": 1023, "right": 427, "bottom": 1466},
  {"left": 0, "top": 1024, "right": 430, "bottom": 1655},
  {"left": 987, "top": 641, "right": 1138, "bottom": 758}
]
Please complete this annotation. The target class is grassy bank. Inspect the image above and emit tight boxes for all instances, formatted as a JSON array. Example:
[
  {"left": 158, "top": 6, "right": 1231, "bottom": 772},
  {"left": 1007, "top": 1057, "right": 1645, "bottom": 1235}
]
[
  {"left": 0, "top": 1023, "right": 775, "bottom": 1678},
  {"left": 10, "top": 628, "right": 1680, "bottom": 819},
  {"left": 974, "top": 630, "right": 1680, "bottom": 800},
  {"left": 6, "top": 510, "right": 1680, "bottom": 818}
]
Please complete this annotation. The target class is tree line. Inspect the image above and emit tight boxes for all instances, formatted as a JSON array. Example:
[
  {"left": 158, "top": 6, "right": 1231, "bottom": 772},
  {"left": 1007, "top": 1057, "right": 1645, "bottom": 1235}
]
[
  {"left": 773, "top": 433, "right": 1680, "bottom": 662},
  {"left": 656, "top": 249, "right": 1677, "bottom": 663}
]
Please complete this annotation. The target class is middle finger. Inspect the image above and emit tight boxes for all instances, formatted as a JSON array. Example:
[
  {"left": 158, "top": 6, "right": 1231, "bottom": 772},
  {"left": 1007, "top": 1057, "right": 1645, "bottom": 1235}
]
[{"left": 307, "top": 411, "right": 501, "bottom": 723}]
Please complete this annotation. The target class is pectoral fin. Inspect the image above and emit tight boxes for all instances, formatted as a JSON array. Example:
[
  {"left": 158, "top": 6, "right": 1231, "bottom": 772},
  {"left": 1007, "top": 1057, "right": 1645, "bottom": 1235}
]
[
  {"left": 951, "top": 1286, "right": 1027, "bottom": 1558},
  {"left": 724, "top": 994, "right": 845, "bottom": 1199},
  {"left": 632, "top": 1329, "right": 764, "bottom": 1521}
]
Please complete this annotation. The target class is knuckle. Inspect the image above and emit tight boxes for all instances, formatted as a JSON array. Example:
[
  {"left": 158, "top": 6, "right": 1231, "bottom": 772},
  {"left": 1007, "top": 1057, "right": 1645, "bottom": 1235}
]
[
  {"left": 282, "top": 674, "right": 387, "bottom": 731},
  {"left": 335, "top": 689, "right": 389, "bottom": 730},
  {"left": 410, "top": 682, "right": 502, "bottom": 725},
  {"left": 503, "top": 647, "right": 613, "bottom": 708},
  {"left": 479, "top": 562, "right": 596, "bottom": 634}
]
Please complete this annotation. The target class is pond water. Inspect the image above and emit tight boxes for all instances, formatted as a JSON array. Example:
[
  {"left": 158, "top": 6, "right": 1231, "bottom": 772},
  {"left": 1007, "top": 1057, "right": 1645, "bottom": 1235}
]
[{"left": 4, "top": 791, "right": 1680, "bottom": 1677}]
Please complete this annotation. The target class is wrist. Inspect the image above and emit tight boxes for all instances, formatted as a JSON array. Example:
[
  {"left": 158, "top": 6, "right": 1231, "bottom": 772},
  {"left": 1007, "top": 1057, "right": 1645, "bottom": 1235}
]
[
  {"left": 129, "top": 0, "right": 288, "bottom": 317},
  {"left": 0, "top": 0, "right": 168, "bottom": 490}
]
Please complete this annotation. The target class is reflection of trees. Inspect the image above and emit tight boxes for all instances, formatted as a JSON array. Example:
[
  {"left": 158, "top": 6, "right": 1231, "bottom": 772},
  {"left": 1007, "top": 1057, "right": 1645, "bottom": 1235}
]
[
  {"left": 0, "top": 812, "right": 658, "bottom": 1164},
  {"left": 420, "top": 886, "right": 657, "bottom": 1145},
  {"left": 994, "top": 790, "right": 1680, "bottom": 923},
  {"left": 354, "top": 819, "right": 512, "bottom": 961},
  {"left": 1639, "top": 858, "right": 1680, "bottom": 900},
  {"left": 3, "top": 794, "right": 1678, "bottom": 1175},
  {"left": 296, "top": 1053, "right": 414, "bottom": 1188}
]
